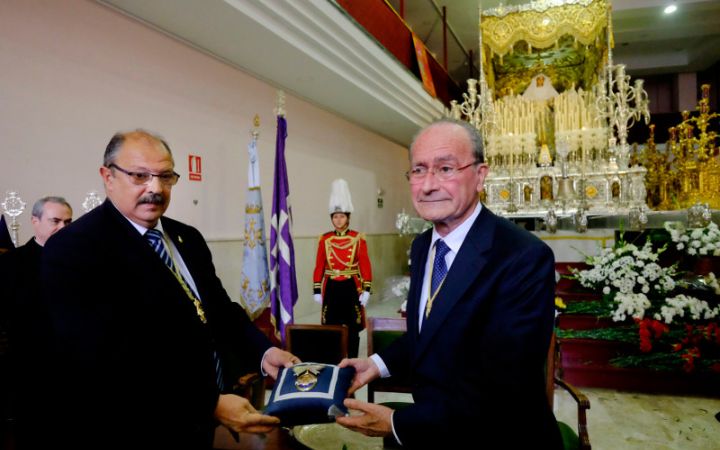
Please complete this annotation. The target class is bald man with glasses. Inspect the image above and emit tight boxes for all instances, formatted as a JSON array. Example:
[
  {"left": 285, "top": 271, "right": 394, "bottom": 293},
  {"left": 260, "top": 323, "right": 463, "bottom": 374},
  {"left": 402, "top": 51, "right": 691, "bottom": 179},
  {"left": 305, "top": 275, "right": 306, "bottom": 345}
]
[
  {"left": 338, "top": 119, "right": 562, "bottom": 449},
  {"left": 40, "top": 130, "right": 299, "bottom": 449}
]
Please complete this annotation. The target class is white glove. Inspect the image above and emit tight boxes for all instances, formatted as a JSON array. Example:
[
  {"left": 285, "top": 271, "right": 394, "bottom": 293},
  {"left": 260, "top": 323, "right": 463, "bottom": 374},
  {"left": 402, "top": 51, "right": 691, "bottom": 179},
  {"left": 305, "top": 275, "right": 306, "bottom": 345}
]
[
  {"left": 359, "top": 291, "right": 370, "bottom": 307},
  {"left": 313, "top": 293, "right": 323, "bottom": 304}
]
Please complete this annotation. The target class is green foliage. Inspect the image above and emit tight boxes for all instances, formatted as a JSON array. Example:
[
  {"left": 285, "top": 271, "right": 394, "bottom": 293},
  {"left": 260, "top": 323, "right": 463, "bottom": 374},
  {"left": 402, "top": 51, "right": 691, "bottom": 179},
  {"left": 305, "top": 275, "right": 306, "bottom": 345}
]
[
  {"left": 610, "top": 353, "right": 720, "bottom": 372},
  {"left": 557, "top": 326, "right": 638, "bottom": 344},
  {"left": 563, "top": 300, "right": 613, "bottom": 317},
  {"left": 610, "top": 352, "right": 686, "bottom": 371},
  {"left": 558, "top": 321, "right": 720, "bottom": 373}
]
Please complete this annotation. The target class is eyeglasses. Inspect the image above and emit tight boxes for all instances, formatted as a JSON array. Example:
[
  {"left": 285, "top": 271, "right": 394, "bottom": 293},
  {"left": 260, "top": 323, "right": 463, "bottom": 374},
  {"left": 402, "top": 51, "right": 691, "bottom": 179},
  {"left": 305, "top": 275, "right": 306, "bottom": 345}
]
[
  {"left": 108, "top": 163, "right": 180, "bottom": 186},
  {"left": 406, "top": 161, "right": 479, "bottom": 184}
]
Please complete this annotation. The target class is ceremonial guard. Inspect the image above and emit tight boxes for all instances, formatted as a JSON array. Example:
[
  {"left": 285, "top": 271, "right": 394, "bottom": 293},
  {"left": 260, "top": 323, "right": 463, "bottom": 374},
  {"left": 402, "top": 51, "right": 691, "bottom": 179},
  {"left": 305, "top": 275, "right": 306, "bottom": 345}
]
[{"left": 313, "top": 179, "right": 372, "bottom": 358}]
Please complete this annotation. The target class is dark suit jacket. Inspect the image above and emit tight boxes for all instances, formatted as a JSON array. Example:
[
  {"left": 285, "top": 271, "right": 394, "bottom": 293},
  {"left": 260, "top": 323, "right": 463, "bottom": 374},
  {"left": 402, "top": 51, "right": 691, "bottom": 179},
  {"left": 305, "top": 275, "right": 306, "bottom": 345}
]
[
  {"left": 0, "top": 238, "right": 51, "bottom": 447},
  {"left": 41, "top": 200, "right": 271, "bottom": 449},
  {"left": 380, "top": 207, "right": 562, "bottom": 449},
  {"left": 1, "top": 238, "right": 44, "bottom": 366}
]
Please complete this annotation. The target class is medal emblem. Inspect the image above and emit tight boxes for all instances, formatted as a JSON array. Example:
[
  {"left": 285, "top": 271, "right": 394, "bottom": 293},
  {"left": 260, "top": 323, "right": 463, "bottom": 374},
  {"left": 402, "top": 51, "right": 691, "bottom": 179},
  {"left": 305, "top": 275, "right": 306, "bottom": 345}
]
[{"left": 292, "top": 364, "right": 325, "bottom": 392}]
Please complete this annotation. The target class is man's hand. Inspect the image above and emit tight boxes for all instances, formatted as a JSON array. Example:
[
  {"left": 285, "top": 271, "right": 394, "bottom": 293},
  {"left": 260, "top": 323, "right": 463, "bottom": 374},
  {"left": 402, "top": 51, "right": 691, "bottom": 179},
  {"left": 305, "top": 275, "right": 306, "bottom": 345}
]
[
  {"left": 338, "top": 357, "right": 380, "bottom": 394},
  {"left": 262, "top": 347, "right": 300, "bottom": 380},
  {"left": 359, "top": 291, "right": 370, "bottom": 307},
  {"left": 335, "top": 398, "right": 393, "bottom": 438},
  {"left": 313, "top": 293, "right": 322, "bottom": 304},
  {"left": 214, "top": 394, "right": 280, "bottom": 434}
]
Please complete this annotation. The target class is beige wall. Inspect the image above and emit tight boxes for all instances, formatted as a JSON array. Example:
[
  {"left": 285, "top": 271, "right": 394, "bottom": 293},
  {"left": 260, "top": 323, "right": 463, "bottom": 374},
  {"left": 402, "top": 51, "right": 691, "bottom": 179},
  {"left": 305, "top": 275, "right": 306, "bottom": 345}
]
[
  {"left": 208, "top": 233, "right": 411, "bottom": 320},
  {"left": 0, "top": 0, "right": 415, "bottom": 310}
]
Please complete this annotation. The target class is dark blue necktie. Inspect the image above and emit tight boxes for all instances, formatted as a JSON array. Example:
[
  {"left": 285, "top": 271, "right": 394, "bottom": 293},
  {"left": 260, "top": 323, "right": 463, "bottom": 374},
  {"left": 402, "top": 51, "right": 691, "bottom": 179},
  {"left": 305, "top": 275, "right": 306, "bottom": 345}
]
[
  {"left": 431, "top": 239, "right": 450, "bottom": 296},
  {"left": 145, "top": 228, "right": 225, "bottom": 390},
  {"left": 426, "top": 239, "right": 450, "bottom": 318}
]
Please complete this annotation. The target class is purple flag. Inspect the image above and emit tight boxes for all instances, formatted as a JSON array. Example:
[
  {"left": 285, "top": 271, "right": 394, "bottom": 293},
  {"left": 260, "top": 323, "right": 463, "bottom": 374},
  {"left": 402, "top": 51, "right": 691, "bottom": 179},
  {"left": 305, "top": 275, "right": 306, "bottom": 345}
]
[
  {"left": 269, "top": 115, "right": 298, "bottom": 344},
  {"left": 0, "top": 214, "right": 14, "bottom": 252}
]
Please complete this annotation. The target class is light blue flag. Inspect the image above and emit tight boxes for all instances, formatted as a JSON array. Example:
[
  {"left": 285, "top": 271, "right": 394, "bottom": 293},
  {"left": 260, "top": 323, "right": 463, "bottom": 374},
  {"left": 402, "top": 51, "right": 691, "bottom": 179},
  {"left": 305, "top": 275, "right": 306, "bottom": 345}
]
[{"left": 239, "top": 135, "right": 271, "bottom": 320}]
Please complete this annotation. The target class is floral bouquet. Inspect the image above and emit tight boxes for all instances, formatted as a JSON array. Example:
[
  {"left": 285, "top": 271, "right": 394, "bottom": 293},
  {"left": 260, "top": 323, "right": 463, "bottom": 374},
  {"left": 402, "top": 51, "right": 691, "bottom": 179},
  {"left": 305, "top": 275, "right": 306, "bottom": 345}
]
[
  {"left": 664, "top": 221, "right": 720, "bottom": 256},
  {"left": 381, "top": 276, "right": 410, "bottom": 314},
  {"left": 565, "top": 235, "right": 720, "bottom": 372},
  {"left": 571, "top": 236, "right": 718, "bottom": 323}
]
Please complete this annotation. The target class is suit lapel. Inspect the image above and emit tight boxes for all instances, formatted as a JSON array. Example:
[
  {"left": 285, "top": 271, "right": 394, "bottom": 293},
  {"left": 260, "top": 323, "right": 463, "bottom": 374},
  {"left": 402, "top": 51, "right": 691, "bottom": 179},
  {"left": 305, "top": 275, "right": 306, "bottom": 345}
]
[
  {"left": 414, "top": 208, "right": 497, "bottom": 359},
  {"left": 407, "top": 232, "right": 431, "bottom": 339},
  {"left": 160, "top": 217, "right": 195, "bottom": 279},
  {"left": 161, "top": 218, "right": 201, "bottom": 296},
  {"left": 102, "top": 200, "right": 179, "bottom": 287},
  {"left": 161, "top": 218, "right": 183, "bottom": 256}
]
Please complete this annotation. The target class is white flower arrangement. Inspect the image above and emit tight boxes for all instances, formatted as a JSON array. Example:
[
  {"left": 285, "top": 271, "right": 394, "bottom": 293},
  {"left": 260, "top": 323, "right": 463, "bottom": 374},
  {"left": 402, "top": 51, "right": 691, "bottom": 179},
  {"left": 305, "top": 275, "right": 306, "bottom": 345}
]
[
  {"left": 572, "top": 238, "right": 720, "bottom": 325},
  {"left": 705, "top": 272, "right": 720, "bottom": 296},
  {"left": 390, "top": 276, "right": 410, "bottom": 298},
  {"left": 664, "top": 221, "right": 720, "bottom": 256},
  {"left": 383, "top": 275, "right": 410, "bottom": 313},
  {"left": 655, "top": 294, "right": 719, "bottom": 324}
]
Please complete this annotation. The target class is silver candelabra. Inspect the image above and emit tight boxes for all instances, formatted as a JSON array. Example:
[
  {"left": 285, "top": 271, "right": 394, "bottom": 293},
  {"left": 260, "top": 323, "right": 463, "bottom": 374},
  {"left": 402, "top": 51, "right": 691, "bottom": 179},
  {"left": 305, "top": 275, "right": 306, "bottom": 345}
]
[
  {"left": 1, "top": 191, "right": 26, "bottom": 247},
  {"left": 595, "top": 64, "right": 650, "bottom": 169}
]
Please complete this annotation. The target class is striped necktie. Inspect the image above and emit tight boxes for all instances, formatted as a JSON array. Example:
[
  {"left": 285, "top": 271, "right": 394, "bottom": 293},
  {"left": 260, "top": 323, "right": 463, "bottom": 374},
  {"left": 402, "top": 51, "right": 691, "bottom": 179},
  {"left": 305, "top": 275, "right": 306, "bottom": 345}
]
[
  {"left": 145, "top": 228, "right": 175, "bottom": 271},
  {"left": 145, "top": 228, "right": 225, "bottom": 390}
]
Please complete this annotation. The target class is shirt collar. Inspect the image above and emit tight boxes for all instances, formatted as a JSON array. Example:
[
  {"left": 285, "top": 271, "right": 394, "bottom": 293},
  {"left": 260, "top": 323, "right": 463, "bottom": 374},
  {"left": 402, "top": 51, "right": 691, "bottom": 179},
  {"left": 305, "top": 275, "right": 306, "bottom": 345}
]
[
  {"left": 109, "top": 200, "right": 164, "bottom": 236},
  {"left": 430, "top": 202, "right": 482, "bottom": 255}
]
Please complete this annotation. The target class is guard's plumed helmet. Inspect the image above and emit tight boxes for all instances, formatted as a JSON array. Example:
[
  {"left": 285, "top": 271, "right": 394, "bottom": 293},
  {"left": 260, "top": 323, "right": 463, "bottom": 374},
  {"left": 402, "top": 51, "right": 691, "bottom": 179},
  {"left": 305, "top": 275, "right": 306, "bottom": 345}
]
[{"left": 328, "top": 179, "right": 354, "bottom": 215}]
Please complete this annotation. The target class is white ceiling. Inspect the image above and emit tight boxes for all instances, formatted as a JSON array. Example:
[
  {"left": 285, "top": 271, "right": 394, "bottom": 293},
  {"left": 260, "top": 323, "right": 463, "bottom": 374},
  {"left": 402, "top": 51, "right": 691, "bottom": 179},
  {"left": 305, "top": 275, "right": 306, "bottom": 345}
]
[
  {"left": 97, "top": 0, "right": 720, "bottom": 147},
  {"left": 97, "top": 0, "right": 446, "bottom": 147}
]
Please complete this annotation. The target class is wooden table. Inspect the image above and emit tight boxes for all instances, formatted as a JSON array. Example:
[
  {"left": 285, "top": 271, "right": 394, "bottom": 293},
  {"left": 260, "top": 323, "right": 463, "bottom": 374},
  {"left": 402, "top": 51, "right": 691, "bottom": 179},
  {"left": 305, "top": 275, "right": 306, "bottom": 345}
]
[{"left": 213, "top": 426, "right": 306, "bottom": 450}]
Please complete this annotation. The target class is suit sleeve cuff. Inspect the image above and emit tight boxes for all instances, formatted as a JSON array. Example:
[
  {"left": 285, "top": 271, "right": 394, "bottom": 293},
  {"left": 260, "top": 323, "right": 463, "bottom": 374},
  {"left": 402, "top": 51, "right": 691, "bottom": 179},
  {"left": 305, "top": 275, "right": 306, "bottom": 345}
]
[{"left": 260, "top": 348, "right": 273, "bottom": 376}]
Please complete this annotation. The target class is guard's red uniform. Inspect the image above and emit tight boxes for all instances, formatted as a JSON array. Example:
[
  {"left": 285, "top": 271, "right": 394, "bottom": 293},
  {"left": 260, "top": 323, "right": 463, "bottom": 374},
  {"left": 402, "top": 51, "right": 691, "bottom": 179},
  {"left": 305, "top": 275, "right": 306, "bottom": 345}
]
[
  {"left": 313, "top": 228, "right": 372, "bottom": 298},
  {"left": 313, "top": 228, "right": 372, "bottom": 357}
]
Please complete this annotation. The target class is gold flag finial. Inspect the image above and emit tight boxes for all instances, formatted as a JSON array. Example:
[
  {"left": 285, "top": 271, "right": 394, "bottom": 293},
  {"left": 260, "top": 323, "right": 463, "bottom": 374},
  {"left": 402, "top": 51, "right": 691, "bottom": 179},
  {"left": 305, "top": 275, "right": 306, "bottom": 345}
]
[
  {"left": 275, "top": 90, "right": 286, "bottom": 117},
  {"left": 252, "top": 114, "right": 260, "bottom": 139}
]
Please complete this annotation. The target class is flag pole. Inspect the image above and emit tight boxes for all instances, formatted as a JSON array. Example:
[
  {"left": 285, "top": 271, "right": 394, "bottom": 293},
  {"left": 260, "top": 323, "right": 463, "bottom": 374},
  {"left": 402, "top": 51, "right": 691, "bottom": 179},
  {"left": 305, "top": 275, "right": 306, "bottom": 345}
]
[
  {"left": 269, "top": 89, "right": 298, "bottom": 346},
  {"left": 239, "top": 112, "right": 272, "bottom": 323}
]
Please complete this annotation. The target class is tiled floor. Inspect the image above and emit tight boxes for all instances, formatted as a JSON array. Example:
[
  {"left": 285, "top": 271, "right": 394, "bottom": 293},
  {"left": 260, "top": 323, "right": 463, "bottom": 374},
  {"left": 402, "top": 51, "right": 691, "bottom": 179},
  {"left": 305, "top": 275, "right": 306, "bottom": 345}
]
[
  {"left": 295, "top": 298, "right": 720, "bottom": 449},
  {"left": 555, "top": 388, "right": 720, "bottom": 450}
]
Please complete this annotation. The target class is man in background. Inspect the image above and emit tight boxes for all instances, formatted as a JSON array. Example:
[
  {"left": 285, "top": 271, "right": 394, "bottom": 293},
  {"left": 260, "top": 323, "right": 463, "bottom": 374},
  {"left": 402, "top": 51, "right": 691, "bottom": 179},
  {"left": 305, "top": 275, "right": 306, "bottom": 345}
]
[
  {"left": 41, "top": 130, "right": 298, "bottom": 449},
  {"left": 0, "top": 196, "right": 72, "bottom": 449},
  {"left": 337, "top": 119, "right": 562, "bottom": 448}
]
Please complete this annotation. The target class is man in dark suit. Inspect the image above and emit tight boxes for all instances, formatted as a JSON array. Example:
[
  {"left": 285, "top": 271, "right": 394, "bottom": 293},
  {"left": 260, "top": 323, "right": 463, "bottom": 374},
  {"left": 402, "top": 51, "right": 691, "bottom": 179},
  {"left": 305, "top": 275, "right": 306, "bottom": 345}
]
[
  {"left": 40, "top": 130, "right": 299, "bottom": 449},
  {"left": 337, "top": 119, "right": 562, "bottom": 448},
  {"left": 0, "top": 197, "right": 72, "bottom": 449}
]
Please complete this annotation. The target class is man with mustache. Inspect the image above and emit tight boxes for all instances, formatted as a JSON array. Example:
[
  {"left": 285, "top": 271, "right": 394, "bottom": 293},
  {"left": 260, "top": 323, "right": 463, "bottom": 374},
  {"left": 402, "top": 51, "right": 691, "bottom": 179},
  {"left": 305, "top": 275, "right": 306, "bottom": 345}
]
[
  {"left": 337, "top": 119, "right": 562, "bottom": 448},
  {"left": 40, "top": 130, "right": 298, "bottom": 449}
]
